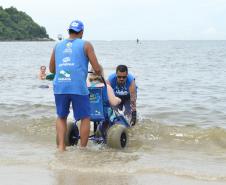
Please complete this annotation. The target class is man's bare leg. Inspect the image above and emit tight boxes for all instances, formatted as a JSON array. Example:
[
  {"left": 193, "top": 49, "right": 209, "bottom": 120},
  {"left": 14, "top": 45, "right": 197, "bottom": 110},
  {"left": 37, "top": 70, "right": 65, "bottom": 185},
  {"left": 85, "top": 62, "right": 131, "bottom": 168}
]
[
  {"left": 79, "top": 117, "right": 90, "bottom": 147},
  {"left": 56, "top": 117, "right": 67, "bottom": 152}
]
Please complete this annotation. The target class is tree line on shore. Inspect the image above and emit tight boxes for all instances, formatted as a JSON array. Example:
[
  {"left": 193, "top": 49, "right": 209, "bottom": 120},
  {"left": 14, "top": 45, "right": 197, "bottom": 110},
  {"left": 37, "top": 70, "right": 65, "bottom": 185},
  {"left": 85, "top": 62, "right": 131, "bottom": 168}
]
[{"left": 0, "top": 6, "right": 50, "bottom": 41}]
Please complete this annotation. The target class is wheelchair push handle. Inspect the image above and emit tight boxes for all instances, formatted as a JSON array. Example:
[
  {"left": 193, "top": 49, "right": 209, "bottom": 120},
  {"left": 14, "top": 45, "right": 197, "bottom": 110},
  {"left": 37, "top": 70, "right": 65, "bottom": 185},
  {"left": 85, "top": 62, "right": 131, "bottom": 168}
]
[{"left": 88, "top": 71, "right": 107, "bottom": 87}]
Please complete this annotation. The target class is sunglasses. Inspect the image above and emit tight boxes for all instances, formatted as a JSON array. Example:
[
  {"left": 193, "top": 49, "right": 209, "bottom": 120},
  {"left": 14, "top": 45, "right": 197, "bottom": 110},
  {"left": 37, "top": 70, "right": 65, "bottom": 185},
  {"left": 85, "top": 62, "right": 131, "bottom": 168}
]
[{"left": 117, "top": 75, "right": 127, "bottom": 79}]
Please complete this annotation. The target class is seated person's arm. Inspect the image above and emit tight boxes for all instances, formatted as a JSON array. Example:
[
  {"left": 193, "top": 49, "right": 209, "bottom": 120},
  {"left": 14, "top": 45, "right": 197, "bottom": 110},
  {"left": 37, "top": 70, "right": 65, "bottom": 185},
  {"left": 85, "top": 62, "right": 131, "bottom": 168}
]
[
  {"left": 85, "top": 42, "right": 101, "bottom": 76},
  {"left": 107, "top": 84, "right": 121, "bottom": 106},
  {"left": 106, "top": 80, "right": 111, "bottom": 86}
]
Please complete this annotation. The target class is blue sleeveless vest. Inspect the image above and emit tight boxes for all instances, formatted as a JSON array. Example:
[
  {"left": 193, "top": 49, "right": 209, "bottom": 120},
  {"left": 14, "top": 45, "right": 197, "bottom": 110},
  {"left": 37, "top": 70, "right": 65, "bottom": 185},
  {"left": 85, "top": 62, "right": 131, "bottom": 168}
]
[{"left": 53, "top": 39, "right": 89, "bottom": 95}]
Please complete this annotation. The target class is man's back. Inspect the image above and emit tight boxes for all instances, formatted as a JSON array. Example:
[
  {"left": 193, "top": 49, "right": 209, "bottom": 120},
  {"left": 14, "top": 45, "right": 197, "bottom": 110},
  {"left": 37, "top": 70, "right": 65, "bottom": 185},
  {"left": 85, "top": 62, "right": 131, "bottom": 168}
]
[{"left": 53, "top": 39, "right": 89, "bottom": 95}]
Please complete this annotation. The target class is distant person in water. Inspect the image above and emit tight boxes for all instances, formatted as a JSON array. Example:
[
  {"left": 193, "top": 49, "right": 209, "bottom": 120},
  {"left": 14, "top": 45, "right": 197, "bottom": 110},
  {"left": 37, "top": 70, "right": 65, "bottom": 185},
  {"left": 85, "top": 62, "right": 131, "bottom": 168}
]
[
  {"left": 38, "top": 65, "right": 55, "bottom": 81},
  {"left": 136, "top": 38, "right": 139, "bottom": 44},
  {"left": 38, "top": 65, "right": 47, "bottom": 80},
  {"left": 107, "top": 65, "right": 137, "bottom": 126}
]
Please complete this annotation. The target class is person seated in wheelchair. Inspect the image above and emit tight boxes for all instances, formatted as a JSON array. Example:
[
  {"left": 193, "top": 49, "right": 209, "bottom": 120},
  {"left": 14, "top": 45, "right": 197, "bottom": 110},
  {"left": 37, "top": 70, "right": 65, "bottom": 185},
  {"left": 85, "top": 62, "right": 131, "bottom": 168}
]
[
  {"left": 87, "top": 65, "right": 121, "bottom": 107},
  {"left": 87, "top": 65, "right": 122, "bottom": 135}
]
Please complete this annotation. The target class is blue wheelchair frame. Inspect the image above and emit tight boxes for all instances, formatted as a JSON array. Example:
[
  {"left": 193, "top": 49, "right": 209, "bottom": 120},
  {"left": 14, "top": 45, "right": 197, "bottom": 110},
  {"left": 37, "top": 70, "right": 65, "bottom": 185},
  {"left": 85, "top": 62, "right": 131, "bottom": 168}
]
[
  {"left": 48, "top": 72, "right": 131, "bottom": 147},
  {"left": 70, "top": 86, "right": 130, "bottom": 146},
  {"left": 88, "top": 86, "right": 130, "bottom": 144}
]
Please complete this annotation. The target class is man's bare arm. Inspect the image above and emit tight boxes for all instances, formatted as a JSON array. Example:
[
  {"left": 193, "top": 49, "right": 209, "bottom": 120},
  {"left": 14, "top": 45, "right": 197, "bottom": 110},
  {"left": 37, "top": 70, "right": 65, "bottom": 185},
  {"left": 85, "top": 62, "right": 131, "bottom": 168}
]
[
  {"left": 85, "top": 41, "right": 101, "bottom": 75},
  {"left": 49, "top": 50, "right": 55, "bottom": 73},
  {"left": 129, "top": 80, "right": 137, "bottom": 112}
]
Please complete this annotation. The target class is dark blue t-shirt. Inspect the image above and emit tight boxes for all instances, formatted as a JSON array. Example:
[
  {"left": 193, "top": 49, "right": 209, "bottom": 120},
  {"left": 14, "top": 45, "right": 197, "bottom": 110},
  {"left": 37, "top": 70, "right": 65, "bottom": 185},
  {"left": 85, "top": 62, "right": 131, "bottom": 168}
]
[{"left": 108, "top": 73, "right": 135, "bottom": 101}]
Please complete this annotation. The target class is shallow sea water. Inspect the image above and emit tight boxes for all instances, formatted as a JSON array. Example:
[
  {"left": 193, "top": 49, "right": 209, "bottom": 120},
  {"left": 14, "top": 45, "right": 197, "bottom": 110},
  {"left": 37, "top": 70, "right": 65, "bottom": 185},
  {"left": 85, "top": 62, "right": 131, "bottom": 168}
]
[{"left": 0, "top": 41, "right": 226, "bottom": 185}]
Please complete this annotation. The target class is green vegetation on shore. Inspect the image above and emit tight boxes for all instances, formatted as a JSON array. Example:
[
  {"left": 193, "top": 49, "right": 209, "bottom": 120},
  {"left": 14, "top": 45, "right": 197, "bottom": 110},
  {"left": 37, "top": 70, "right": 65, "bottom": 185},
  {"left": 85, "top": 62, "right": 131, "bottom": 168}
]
[{"left": 0, "top": 6, "right": 51, "bottom": 41}]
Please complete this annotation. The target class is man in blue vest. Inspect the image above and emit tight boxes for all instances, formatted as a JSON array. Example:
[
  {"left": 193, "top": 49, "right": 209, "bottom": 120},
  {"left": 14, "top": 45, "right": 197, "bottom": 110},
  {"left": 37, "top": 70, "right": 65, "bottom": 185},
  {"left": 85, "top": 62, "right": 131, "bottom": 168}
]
[
  {"left": 107, "top": 65, "right": 137, "bottom": 126},
  {"left": 49, "top": 20, "right": 101, "bottom": 151}
]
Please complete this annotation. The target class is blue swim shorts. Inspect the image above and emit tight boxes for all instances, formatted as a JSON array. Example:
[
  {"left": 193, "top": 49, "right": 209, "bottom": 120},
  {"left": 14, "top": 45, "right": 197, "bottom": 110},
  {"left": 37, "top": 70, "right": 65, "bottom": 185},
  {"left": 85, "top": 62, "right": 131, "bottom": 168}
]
[{"left": 54, "top": 94, "right": 90, "bottom": 121}]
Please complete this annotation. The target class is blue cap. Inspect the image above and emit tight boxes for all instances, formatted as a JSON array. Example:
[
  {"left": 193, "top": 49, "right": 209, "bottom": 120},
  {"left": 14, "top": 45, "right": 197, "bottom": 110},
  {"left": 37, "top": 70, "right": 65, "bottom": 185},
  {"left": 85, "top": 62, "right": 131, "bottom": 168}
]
[{"left": 68, "top": 20, "right": 84, "bottom": 32}]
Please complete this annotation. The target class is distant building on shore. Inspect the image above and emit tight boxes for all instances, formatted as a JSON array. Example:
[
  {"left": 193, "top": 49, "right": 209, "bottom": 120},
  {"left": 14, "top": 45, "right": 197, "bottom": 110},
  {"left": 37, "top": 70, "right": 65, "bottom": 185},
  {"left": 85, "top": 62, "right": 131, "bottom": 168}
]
[{"left": 57, "top": 34, "right": 63, "bottom": 41}]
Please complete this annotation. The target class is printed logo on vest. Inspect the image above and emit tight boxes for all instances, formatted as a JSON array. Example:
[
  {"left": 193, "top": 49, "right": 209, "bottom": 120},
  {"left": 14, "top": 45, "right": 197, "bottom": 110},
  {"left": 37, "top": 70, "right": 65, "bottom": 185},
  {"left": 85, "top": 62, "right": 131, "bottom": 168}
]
[
  {"left": 58, "top": 70, "right": 71, "bottom": 81},
  {"left": 59, "top": 57, "right": 74, "bottom": 67},
  {"left": 115, "top": 86, "right": 129, "bottom": 96},
  {"left": 63, "top": 57, "right": 70, "bottom": 63},
  {"left": 63, "top": 42, "right": 73, "bottom": 53}
]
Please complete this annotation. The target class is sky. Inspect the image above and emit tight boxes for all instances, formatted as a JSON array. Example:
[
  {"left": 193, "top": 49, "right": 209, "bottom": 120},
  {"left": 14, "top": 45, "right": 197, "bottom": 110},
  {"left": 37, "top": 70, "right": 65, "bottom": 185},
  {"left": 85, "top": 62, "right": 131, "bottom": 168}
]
[{"left": 1, "top": 0, "right": 226, "bottom": 40}]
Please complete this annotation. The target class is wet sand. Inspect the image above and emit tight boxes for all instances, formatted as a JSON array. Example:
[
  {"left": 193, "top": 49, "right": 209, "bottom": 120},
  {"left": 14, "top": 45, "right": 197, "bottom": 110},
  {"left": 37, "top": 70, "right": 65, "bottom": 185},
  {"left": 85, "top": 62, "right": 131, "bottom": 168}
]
[{"left": 1, "top": 165, "right": 226, "bottom": 185}]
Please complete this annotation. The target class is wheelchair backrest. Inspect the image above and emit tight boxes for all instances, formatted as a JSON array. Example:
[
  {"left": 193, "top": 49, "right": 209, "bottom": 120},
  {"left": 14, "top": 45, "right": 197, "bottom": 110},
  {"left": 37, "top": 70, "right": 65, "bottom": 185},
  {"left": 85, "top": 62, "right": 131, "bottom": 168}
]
[{"left": 89, "top": 87, "right": 106, "bottom": 121}]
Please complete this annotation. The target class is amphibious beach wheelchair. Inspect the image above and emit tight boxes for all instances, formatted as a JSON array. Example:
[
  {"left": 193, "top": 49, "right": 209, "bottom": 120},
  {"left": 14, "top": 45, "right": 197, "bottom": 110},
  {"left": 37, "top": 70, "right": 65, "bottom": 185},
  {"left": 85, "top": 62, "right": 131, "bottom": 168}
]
[{"left": 64, "top": 84, "right": 131, "bottom": 149}]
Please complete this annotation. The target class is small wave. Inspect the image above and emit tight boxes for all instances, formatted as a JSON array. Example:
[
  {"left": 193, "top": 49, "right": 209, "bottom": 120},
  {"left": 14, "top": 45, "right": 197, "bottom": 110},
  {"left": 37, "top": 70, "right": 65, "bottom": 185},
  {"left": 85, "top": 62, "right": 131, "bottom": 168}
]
[
  {"left": 137, "top": 167, "right": 226, "bottom": 181},
  {"left": 48, "top": 148, "right": 226, "bottom": 182},
  {"left": 129, "top": 119, "right": 226, "bottom": 152},
  {"left": 0, "top": 103, "right": 55, "bottom": 120},
  {"left": 0, "top": 117, "right": 56, "bottom": 145},
  {"left": 1, "top": 115, "right": 226, "bottom": 151}
]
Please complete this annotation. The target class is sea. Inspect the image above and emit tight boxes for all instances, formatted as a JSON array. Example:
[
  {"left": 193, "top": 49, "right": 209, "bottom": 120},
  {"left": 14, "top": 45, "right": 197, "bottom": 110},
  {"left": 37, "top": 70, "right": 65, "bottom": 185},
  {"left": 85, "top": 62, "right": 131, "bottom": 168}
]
[{"left": 0, "top": 40, "right": 226, "bottom": 185}]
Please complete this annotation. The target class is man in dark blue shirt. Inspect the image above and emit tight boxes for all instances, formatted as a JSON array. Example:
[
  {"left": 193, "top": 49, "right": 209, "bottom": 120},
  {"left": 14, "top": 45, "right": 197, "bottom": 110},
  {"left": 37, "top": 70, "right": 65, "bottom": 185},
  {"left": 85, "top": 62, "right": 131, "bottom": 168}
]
[{"left": 107, "top": 65, "right": 137, "bottom": 126}]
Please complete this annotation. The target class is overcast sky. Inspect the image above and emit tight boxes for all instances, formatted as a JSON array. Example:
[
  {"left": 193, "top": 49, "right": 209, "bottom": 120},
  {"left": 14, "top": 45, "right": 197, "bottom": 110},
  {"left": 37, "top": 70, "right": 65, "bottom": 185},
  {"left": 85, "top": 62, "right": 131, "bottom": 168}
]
[{"left": 1, "top": 0, "right": 226, "bottom": 40}]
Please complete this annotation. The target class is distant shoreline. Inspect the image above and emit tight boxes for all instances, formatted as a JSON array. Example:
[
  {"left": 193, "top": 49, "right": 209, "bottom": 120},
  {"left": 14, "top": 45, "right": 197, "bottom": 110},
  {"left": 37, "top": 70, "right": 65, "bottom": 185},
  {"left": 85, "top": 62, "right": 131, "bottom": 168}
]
[
  {"left": 0, "top": 38, "right": 55, "bottom": 42},
  {"left": 0, "top": 39, "right": 226, "bottom": 42}
]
